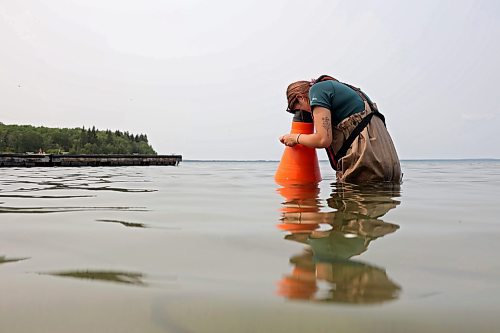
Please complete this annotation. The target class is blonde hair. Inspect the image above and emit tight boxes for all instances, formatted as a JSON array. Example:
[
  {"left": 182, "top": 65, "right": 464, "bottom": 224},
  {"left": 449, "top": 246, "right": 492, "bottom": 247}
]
[{"left": 286, "top": 81, "right": 310, "bottom": 111}]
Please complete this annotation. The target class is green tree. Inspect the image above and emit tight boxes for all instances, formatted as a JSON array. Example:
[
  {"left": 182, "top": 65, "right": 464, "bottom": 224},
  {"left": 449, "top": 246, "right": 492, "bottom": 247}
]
[{"left": 0, "top": 124, "right": 157, "bottom": 154}]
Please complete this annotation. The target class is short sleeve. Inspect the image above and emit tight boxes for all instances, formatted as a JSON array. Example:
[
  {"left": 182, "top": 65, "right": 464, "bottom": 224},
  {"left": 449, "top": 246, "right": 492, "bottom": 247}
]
[{"left": 309, "top": 81, "right": 335, "bottom": 110}]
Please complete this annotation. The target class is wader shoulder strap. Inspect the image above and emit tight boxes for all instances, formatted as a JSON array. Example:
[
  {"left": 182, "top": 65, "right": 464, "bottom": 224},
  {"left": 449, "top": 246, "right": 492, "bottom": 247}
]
[
  {"left": 314, "top": 76, "right": 387, "bottom": 170},
  {"left": 316, "top": 76, "right": 379, "bottom": 116},
  {"left": 325, "top": 82, "right": 386, "bottom": 170},
  {"left": 340, "top": 82, "right": 386, "bottom": 126},
  {"left": 326, "top": 112, "right": 385, "bottom": 170}
]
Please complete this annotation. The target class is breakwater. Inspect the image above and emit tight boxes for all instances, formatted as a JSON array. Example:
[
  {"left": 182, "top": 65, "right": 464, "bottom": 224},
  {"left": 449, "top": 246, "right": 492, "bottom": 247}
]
[{"left": 0, "top": 154, "right": 182, "bottom": 167}]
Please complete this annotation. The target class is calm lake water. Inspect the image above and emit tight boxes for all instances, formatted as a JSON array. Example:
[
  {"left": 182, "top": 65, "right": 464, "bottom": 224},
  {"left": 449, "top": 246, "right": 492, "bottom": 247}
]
[{"left": 0, "top": 160, "right": 499, "bottom": 333}]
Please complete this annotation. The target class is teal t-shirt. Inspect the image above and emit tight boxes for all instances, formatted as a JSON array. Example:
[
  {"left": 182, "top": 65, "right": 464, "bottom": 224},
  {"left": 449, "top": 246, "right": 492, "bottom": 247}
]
[{"left": 309, "top": 81, "right": 365, "bottom": 125}]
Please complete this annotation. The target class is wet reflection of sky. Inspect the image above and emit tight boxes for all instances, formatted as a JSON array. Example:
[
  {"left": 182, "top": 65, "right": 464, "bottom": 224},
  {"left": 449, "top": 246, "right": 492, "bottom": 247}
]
[{"left": 1, "top": 162, "right": 500, "bottom": 333}]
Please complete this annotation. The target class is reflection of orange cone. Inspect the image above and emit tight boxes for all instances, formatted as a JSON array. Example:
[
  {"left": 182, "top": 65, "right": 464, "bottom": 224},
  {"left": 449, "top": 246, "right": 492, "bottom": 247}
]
[
  {"left": 277, "top": 184, "right": 320, "bottom": 202},
  {"left": 277, "top": 267, "right": 317, "bottom": 299},
  {"left": 277, "top": 223, "right": 319, "bottom": 232},
  {"left": 275, "top": 112, "right": 321, "bottom": 185}
]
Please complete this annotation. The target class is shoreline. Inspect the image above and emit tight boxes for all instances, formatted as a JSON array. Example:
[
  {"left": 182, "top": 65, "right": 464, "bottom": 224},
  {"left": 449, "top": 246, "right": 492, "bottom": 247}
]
[{"left": 0, "top": 153, "right": 182, "bottom": 167}]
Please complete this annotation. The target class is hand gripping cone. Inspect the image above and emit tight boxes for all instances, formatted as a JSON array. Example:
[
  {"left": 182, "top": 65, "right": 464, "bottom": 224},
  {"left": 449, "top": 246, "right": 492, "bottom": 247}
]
[{"left": 275, "top": 111, "right": 321, "bottom": 185}]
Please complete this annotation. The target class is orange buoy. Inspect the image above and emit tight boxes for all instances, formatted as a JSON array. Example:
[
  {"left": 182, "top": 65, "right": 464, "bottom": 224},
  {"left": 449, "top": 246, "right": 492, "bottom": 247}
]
[{"left": 275, "top": 111, "right": 321, "bottom": 185}]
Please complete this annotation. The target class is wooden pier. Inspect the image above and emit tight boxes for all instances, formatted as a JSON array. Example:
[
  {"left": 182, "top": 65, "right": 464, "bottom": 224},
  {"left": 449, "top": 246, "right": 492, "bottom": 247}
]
[{"left": 0, "top": 154, "right": 182, "bottom": 167}]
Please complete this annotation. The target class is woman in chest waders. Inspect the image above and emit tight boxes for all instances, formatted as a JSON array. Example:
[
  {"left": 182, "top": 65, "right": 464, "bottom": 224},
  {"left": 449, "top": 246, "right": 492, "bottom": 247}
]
[{"left": 279, "top": 75, "right": 402, "bottom": 184}]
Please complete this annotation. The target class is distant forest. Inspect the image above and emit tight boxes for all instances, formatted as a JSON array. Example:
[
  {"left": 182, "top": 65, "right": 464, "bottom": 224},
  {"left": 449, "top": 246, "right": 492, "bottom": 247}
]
[{"left": 0, "top": 123, "right": 156, "bottom": 155}]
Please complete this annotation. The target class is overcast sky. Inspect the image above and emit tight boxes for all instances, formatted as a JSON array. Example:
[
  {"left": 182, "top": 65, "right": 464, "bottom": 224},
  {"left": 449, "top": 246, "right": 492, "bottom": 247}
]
[{"left": 1, "top": 0, "right": 499, "bottom": 160}]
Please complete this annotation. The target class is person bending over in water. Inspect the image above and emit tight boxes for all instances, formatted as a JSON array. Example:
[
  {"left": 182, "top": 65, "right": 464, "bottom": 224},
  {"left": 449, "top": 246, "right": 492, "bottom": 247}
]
[{"left": 279, "top": 75, "right": 402, "bottom": 183}]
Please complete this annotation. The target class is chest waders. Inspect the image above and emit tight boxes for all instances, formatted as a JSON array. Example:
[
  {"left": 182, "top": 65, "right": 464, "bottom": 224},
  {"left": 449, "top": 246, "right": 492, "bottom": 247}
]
[{"left": 323, "top": 81, "right": 386, "bottom": 171}]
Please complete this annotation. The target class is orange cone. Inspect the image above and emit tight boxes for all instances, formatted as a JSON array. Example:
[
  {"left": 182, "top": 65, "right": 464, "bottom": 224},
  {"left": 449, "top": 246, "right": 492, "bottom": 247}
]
[{"left": 275, "top": 111, "right": 321, "bottom": 185}]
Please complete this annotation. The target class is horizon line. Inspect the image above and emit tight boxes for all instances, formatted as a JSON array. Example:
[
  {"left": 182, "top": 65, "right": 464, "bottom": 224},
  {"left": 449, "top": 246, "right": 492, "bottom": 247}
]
[{"left": 181, "top": 158, "right": 500, "bottom": 162}]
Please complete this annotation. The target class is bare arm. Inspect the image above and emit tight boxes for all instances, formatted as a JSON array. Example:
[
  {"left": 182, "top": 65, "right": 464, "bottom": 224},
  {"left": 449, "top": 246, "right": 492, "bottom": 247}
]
[{"left": 279, "top": 107, "right": 332, "bottom": 148}]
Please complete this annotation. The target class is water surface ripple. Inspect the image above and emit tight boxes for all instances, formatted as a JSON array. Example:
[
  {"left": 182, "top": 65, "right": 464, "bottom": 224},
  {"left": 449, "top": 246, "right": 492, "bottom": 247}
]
[{"left": 0, "top": 161, "right": 499, "bottom": 333}]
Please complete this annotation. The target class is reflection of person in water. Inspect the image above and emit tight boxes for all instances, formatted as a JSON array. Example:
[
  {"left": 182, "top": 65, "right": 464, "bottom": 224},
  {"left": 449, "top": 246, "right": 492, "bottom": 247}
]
[
  {"left": 279, "top": 247, "right": 401, "bottom": 304},
  {"left": 280, "top": 182, "right": 401, "bottom": 231},
  {"left": 277, "top": 182, "right": 402, "bottom": 304}
]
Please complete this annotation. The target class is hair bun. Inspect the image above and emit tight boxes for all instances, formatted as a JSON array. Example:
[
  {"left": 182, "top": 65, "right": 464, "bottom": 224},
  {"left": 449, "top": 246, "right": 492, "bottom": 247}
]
[{"left": 316, "top": 75, "right": 337, "bottom": 83}]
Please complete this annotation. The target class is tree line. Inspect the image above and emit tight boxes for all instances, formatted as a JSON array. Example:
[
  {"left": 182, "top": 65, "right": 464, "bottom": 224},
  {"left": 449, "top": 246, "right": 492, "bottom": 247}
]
[{"left": 0, "top": 123, "right": 157, "bottom": 155}]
